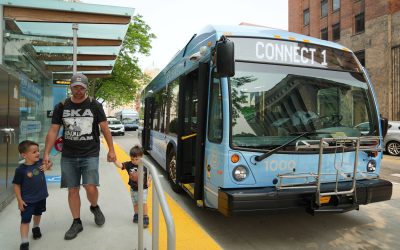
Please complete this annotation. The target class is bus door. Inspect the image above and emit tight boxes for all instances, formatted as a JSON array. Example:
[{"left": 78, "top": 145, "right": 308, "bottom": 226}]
[
  {"left": 142, "top": 97, "right": 154, "bottom": 151},
  {"left": 177, "top": 63, "right": 209, "bottom": 200}
]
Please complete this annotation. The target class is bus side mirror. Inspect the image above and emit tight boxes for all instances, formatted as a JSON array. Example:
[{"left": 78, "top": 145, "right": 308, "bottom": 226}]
[
  {"left": 215, "top": 36, "right": 235, "bottom": 77},
  {"left": 380, "top": 117, "right": 389, "bottom": 138}
]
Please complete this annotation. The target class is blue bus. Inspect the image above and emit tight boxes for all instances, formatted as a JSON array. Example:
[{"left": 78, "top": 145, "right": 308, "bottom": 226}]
[{"left": 140, "top": 25, "right": 392, "bottom": 216}]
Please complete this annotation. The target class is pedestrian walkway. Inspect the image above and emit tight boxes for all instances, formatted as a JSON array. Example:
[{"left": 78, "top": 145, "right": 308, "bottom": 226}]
[
  {"left": 0, "top": 145, "right": 151, "bottom": 250},
  {"left": 0, "top": 141, "right": 222, "bottom": 250},
  {"left": 111, "top": 143, "right": 222, "bottom": 250}
]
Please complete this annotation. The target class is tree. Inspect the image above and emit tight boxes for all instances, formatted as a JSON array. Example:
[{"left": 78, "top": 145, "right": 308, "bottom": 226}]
[{"left": 90, "top": 15, "right": 156, "bottom": 106}]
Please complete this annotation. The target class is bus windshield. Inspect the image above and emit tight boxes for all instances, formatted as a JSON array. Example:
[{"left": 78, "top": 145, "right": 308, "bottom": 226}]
[{"left": 229, "top": 62, "right": 379, "bottom": 149}]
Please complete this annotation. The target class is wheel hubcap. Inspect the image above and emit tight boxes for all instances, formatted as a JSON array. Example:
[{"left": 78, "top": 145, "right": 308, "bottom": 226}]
[{"left": 388, "top": 142, "right": 400, "bottom": 155}]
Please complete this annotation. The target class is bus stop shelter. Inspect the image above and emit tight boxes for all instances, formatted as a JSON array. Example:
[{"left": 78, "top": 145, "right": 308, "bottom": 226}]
[{"left": 0, "top": 0, "right": 134, "bottom": 210}]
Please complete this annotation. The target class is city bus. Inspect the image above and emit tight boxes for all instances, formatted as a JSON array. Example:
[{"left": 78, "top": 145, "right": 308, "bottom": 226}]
[
  {"left": 115, "top": 109, "right": 139, "bottom": 121},
  {"left": 140, "top": 25, "right": 392, "bottom": 216},
  {"left": 115, "top": 109, "right": 139, "bottom": 130}
]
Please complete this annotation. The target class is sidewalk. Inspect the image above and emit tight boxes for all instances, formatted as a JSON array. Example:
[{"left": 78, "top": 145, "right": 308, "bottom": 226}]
[{"left": 0, "top": 145, "right": 151, "bottom": 250}]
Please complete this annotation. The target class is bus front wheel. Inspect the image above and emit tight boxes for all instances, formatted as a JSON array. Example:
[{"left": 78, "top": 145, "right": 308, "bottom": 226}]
[{"left": 167, "top": 151, "right": 182, "bottom": 193}]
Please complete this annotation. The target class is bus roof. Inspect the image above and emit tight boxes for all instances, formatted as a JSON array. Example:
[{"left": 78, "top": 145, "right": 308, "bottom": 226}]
[{"left": 144, "top": 24, "right": 353, "bottom": 97}]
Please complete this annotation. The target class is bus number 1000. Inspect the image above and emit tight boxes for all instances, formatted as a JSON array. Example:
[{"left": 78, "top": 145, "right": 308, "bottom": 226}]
[{"left": 265, "top": 160, "right": 296, "bottom": 172}]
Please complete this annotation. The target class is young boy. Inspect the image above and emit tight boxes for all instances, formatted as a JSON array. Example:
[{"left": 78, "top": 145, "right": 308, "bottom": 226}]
[
  {"left": 13, "top": 140, "right": 52, "bottom": 250},
  {"left": 113, "top": 145, "right": 151, "bottom": 227}
]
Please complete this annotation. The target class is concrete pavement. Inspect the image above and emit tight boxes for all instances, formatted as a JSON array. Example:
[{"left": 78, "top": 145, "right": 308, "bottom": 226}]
[{"left": 0, "top": 145, "right": 151, "bottom": 250}]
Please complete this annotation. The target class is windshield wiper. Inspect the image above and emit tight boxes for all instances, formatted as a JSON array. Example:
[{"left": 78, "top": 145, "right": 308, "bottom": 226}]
[{"left": 254, "top": 131, "right": 323, "bottom": 162}]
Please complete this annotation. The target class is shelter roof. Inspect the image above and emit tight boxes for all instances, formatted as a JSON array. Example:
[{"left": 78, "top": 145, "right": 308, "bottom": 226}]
[{"left": 1, "top": 0, "right": 134, "bottom": 80}]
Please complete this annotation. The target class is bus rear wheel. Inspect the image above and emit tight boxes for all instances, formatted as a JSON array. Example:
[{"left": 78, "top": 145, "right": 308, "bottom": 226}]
[{"left": 167, "top": 151, "right": 182, "bottom": 193}]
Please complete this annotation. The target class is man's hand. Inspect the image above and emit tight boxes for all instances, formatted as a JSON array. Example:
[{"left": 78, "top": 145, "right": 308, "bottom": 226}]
[
  {"left": 107, "top": 150, "right": 116, "bottom": 162},
  {"left": 40, "top": 161, "right": 53, "bottom": 172},
  {"left": 43, "top": 153, "right": 50, "bottom": 166}
]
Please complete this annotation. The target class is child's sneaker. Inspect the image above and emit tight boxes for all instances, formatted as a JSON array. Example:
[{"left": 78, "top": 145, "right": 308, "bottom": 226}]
[
  {"left": 144, "top": 215, "right": 150, "bottom": 228},
  {"left": 20, "top": 242, "right": 29, "bottom": 250},
  {"left": 32, "top": 227, "right": 42, "bottom": 239},
  {"left": 133, "top": 214, "right": 138, "bottom": 223}
]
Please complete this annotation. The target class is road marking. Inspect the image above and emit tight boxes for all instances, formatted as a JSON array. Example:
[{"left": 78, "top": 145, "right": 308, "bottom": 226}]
[
  {"left": 109, "top": 141, "right": 222, "bottom": 250},
  {"left": 392, "top": 182, "right": 399, "bottom": 185},
  {"left": 124, "top": 132, "right": 135, "bottom": 136},
  {"left": 391, "top": 174, "right": 400, "bottom": 178},
  {"left": 46, "top": 175, "right": 61, "bottom": 182}
]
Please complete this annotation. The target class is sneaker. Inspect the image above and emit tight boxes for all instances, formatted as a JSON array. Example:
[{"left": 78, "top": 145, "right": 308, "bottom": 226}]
[
  {"left": 143, "top": 215, "right": 150, "bottom": 228},
  {"left": 90, "top": 205, "right": 105, "bottom": 226},
  {"left": 20, "top": 242, "right": 29, "bottom": 250},
  {"left": 32, "top": 227, "right": 42, "bottom": 239},
  {"left": 64, "top": 221, "right": 83, "bottom": 240},
  {"left": 133, "top": 214, "right": 138, "bottom": 223}
]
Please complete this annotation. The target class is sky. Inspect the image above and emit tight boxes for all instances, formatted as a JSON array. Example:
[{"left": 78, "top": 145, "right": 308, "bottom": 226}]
[{"left": 82, "top": 0, "right": 288, "bottom": 71}]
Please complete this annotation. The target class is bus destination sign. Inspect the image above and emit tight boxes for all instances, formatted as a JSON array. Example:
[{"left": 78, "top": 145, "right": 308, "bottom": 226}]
[{"left": 229, "top": 37, "right": 359, "bottom": 72}]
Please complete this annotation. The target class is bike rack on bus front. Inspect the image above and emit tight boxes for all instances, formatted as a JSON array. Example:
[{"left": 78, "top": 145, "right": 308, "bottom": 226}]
[{"left": 276, "top": 136, "right": 382, "bottom": 207}]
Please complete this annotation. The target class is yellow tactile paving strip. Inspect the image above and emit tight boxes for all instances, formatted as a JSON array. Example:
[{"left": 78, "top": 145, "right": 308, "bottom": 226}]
[{"left": 104, "top": 141, "right": 222, "bottom": 250}]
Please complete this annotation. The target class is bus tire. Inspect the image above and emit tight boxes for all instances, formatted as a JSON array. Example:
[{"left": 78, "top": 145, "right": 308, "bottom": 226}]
[{"left": 167, "top": 151, "right": 182, "bottom": 193}]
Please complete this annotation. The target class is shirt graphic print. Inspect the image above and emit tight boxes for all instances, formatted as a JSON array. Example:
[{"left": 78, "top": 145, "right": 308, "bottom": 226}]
[{"left": 63, "top": 108, "right": 94, "bottom": 141}]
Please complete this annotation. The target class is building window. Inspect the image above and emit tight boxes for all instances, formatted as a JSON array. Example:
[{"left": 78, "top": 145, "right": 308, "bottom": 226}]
[
  {"left": 303, "top": 9, "right": 310, "bottom": 26},
  {"left": 355, "top": 12, "right": 365, "bottom": 33},
  {"left": 321, "top": 0, "right": 328, "bottom": 17},
  {"left": 355, "top": 50, "right": 365, "bottom": 67},
  {"left": 333, "top": 0, "right": 340, "bottom": 12},
  {"left": 321, "top": 27, "right": 328, "bottom": 40},
  {"left": 332, "top": 23, "right": 340, "bottom": 41}
]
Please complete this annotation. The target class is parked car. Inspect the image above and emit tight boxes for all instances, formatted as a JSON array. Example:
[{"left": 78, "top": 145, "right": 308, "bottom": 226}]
[
  {"left": 107, "top": 117, "right": 125, "bottom": 136},
  {"left": 384, "top": 121, "right": 400, "bottom": 156},
  {"left": 122, "top": 118, "right": 139, "bottom": 131}
]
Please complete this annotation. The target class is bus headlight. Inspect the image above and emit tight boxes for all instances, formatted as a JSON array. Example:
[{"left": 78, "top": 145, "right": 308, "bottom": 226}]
[
  {"left": 233, "top": 165, "right": 248, "bottom": 181},
  {"left": 367, "top": 160, "right": 376, "bottom": 172}
]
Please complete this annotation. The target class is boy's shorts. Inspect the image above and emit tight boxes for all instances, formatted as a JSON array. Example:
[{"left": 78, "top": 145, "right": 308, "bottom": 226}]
[
  {"left": 130, "top": 189, "right": 148, "bottom": 205},
  {"left": 21, "top": 199, "right": 46, "bottom": 224},
  {"left": 60, "top": 156, "right": 99, "bottom": 188}
]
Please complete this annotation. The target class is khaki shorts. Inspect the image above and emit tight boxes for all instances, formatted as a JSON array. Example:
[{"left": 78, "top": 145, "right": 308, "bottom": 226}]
[{"left": 130, "top": 188, "right": 148, "bottom": 205}]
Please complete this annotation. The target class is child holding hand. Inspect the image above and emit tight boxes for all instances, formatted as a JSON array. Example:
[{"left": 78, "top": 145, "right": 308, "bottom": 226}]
[
  {"left": 113, "top": 145, "right": 151, "bottom": 227},
  {"left": 13, "top": 140, "right": 52, "bottom": 250}
]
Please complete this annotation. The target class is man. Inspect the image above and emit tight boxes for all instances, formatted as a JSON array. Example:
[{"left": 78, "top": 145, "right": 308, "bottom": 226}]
[{"left": 43, "top": 73, "right": 116, "bottom": 240}]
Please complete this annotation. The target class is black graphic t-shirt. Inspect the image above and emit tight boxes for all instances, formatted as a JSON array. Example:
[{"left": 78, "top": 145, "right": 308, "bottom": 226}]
[
  {"left": 12, "top": 159, "right": 49, "bottom": 203},
  {"left": 122, "top": 161, "right": 148, "bottom": 191},
  {"left": 52, "top": 97, "right": 107, "bottom": 157}
]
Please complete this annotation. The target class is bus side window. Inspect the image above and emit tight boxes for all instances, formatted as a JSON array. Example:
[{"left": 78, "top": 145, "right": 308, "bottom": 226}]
[
  {"left": 165, "top": 79, "right": 179, "bottom": 136},
  {"left": 208, "top": 78, "right": 223, "bottom": 143}
]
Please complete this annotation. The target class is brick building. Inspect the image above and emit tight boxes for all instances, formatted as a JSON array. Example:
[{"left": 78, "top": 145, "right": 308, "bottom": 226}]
[{"left": 289, "top": 0, "right": 400, "bottom": 120}]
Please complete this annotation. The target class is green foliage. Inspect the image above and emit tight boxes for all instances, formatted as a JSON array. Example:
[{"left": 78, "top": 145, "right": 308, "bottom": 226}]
[
  {"left": 241, "top": 106, "right": 256, "bottom": 120},
  {"left": 230, "top": 76, "right": 257, "bottom": 125},
  {"left": 93, "top": 15, "right": 156, "bottom": 106}
]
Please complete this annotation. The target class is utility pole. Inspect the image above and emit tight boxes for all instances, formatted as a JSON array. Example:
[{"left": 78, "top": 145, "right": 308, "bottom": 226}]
[{"left": 72, "top": 23, "right": 78, "bottom": 74}]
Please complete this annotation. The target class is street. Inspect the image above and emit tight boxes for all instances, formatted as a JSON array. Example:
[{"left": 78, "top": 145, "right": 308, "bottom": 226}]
[{"left": 114, "top": 131, "right": 400, "bottom": 250}]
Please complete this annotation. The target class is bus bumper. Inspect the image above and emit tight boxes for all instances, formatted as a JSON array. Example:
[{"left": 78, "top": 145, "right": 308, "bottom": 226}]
[{"left": 218, "top": 179, "right": 392, "bottom": 216}]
